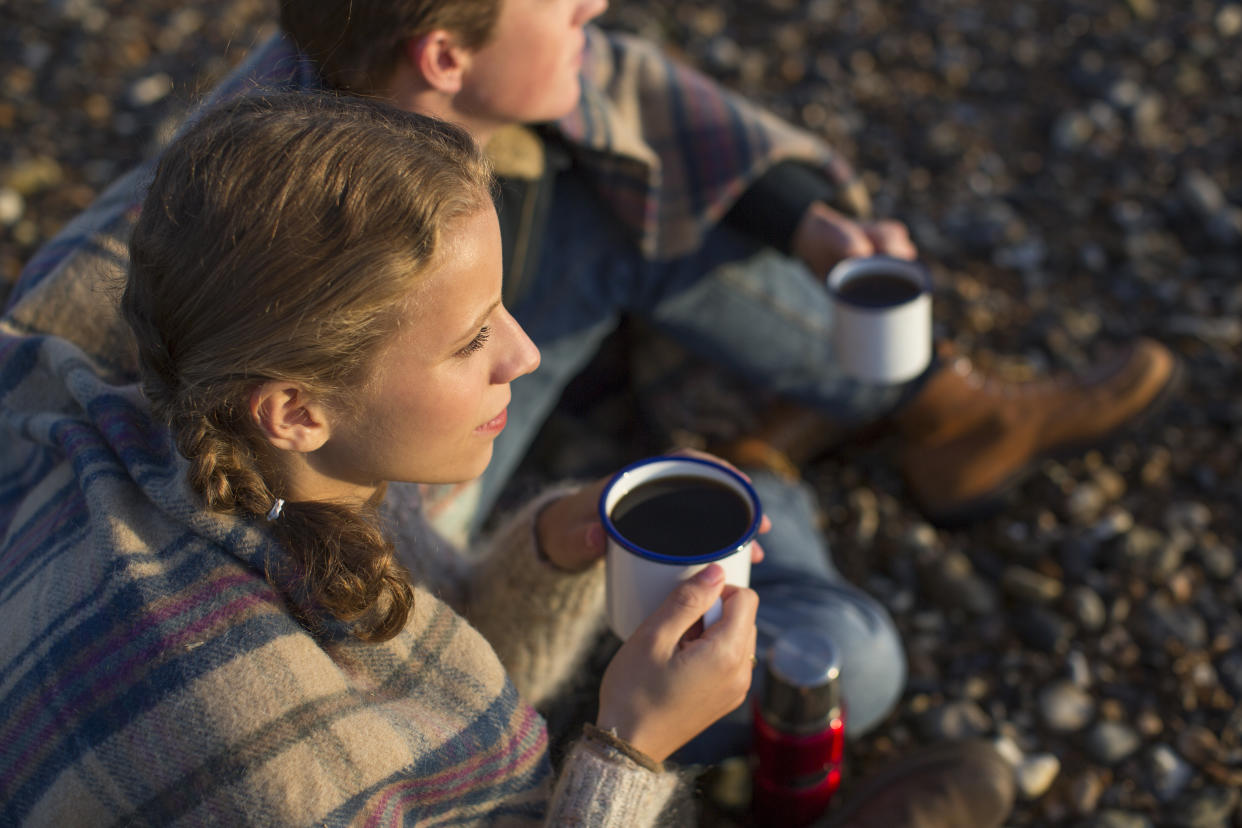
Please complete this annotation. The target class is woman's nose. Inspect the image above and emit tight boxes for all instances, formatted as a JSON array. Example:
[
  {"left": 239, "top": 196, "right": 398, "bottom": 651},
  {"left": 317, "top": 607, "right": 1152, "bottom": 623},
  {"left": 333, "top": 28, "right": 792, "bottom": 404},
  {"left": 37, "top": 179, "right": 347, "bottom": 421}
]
[{"left": 494, "top": 307, "right": 540, "bottom": 383}]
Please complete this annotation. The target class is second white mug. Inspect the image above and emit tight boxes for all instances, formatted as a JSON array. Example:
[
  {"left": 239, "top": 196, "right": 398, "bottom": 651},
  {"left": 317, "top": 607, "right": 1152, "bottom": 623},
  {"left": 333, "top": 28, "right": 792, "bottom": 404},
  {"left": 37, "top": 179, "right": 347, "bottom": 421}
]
[{"left": 826, "top": 255, "right": 932, "bottom": 384}]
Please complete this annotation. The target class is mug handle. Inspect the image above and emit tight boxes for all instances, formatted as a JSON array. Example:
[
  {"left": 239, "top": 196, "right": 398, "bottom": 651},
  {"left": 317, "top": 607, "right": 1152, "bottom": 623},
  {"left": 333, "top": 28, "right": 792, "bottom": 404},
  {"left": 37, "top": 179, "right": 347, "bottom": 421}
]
[{"left": 702, "top": 597, "right": 723, "bottom": 629}]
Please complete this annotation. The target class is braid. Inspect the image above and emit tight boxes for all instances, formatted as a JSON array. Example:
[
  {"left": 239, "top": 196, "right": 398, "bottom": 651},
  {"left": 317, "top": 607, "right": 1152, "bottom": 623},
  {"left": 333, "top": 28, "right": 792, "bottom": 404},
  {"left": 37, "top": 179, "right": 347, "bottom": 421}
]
[
  {"left": 176, "top": 409, "right": 272, "bottom": 517},
  {"left": 269, "top": 497, "right": 416, "bottom": 642},
  {"left": 174, "top": 406, "right": 416, "bottom": 642}
]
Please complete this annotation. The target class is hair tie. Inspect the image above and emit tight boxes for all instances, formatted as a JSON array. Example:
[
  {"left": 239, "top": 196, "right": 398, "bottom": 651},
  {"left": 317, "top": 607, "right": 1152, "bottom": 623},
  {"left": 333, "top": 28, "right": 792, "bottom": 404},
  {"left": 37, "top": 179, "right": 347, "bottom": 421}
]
[{"left": 266, "top": 498, "right": 286, "bottom": 521}]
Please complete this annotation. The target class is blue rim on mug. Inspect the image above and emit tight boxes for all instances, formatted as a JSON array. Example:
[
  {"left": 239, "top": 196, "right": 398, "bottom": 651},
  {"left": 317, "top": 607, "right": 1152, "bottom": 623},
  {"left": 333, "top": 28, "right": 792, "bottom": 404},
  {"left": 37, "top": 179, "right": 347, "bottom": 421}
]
[{"left": 597, "top": 455, "right": 763, "bottom": 564}]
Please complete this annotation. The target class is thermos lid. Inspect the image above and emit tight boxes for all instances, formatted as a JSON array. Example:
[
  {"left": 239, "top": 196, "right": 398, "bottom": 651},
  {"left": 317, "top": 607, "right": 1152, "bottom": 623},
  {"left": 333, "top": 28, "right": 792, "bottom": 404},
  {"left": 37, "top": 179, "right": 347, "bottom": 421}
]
[{"left": 761, "top": 627, "right": 842, "bottom": 733}]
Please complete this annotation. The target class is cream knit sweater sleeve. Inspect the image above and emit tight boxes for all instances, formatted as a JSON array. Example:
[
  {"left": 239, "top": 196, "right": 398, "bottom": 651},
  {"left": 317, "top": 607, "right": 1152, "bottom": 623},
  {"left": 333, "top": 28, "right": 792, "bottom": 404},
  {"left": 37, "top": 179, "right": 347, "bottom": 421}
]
[{"left": 465, "top": 487, "right": 608, "bottom": 708}]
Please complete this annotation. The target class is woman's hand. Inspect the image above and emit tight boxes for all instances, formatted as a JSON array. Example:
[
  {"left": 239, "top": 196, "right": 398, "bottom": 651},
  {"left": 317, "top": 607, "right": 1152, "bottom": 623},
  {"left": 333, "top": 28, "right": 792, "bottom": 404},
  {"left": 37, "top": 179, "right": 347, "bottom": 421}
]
[
  {"left": 595, "top": 564, "right": 759, "bottom": 763},
  {"left": 791, "top": 200, "right": 918, "bottom": 277},
  {"left": 535, "top": 478, "right": 609, "bottom": 572}
]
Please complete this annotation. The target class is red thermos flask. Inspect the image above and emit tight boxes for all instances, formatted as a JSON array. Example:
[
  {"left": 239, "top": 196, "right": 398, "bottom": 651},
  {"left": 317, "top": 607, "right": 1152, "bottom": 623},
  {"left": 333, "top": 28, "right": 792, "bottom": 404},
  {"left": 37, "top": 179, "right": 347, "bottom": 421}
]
[{"left": 752, "top": 628, "right": 845, "bottom": 827}]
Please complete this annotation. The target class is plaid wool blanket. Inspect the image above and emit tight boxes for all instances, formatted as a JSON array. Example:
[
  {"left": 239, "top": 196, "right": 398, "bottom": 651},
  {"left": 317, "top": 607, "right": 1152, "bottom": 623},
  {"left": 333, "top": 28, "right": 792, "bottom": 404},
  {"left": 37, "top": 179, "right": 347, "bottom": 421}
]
[{"left": 0, "top": 323, "right": 678, "bottom": 824}]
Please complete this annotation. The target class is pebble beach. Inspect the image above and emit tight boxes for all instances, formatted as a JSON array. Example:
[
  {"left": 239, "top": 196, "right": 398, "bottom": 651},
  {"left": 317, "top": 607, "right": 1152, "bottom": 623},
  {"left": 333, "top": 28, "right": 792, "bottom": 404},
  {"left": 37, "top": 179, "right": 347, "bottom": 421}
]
[{"left": 4, "top": 1, "right": 1241, "bottom": 826}]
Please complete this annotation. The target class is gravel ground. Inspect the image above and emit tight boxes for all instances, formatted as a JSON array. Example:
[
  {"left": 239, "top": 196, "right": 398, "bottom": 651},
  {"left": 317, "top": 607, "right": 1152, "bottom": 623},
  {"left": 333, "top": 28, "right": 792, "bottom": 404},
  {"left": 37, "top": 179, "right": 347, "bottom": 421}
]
[{"left": 5, "top": 1, "right": 1242, "bottom": 826}]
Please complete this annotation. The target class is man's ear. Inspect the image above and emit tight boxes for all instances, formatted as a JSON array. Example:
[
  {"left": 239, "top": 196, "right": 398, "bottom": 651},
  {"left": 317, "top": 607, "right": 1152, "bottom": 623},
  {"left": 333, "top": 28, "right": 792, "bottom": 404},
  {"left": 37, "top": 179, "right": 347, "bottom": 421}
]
[
  {"left": 249, "top": 381, "right": 332, "bottom": 453},
  {"left": 403, "top": 30, "right": 469, "bottom": 95}
]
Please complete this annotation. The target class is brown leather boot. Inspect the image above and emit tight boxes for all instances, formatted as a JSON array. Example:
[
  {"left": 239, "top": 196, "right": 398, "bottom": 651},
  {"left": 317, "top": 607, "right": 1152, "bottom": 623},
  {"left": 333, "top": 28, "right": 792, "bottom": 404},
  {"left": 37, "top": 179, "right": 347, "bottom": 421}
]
[
  {"left": 896, "top": 337, "right": 1179, "bottom": 525},
  {"left": 822, "top": 740, "right": 1015, "bottom": 828},
  {"left": 710, "top": 400, "right": 852, "bottom": 483}
]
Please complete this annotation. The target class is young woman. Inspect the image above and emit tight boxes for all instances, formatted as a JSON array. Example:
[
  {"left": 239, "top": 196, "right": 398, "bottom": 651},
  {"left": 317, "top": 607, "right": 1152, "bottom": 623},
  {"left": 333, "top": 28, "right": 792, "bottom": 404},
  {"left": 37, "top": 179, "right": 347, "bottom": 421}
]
[{"left": 0, "top": 92, "right": 757, "bottom": 825}]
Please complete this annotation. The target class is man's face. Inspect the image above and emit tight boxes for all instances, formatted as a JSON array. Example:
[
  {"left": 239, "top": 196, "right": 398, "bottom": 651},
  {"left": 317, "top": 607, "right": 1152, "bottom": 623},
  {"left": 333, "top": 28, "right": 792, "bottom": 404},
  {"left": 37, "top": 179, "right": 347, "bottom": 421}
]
[{"left": 454, "top": 0, "right": 608, "bottom": 131}]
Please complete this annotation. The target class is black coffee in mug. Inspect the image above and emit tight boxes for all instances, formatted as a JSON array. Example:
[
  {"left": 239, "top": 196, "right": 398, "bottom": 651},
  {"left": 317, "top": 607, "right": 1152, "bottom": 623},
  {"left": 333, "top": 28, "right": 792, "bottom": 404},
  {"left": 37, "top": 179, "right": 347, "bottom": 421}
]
[
  {"left": 610, "top": 475, "right": 752, "bottom": 558},
  {"left": 835, "top": 273, "right": 921, "bottom": 308}
]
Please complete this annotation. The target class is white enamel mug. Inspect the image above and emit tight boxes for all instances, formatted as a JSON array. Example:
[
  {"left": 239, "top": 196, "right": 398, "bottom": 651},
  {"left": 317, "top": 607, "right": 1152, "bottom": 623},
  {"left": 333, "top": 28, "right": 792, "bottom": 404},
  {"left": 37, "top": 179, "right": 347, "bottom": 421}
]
[
  {"left": 826, "top": 255, "right": 933, "bottom": 384},
  {"left": 599, "top": 456, "right": 761, "bottom": 641}
]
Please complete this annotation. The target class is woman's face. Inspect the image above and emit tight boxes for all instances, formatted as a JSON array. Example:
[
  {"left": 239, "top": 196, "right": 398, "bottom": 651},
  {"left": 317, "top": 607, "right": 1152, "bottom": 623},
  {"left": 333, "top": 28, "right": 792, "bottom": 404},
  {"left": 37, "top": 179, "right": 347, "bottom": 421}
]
[
  {"left": 312, "top": 206, "right": 540, "bottom": 491},
  {"left": 454, "top": 0, "right": 608, "bottom": 135}
]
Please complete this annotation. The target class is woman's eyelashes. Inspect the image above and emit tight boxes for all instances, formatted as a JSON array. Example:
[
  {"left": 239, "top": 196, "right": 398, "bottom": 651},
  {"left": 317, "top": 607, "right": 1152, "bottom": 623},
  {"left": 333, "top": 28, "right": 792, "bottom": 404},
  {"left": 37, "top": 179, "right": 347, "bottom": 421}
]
[{"left": 456, "top": 326, "right": 491, "bottom": 357}]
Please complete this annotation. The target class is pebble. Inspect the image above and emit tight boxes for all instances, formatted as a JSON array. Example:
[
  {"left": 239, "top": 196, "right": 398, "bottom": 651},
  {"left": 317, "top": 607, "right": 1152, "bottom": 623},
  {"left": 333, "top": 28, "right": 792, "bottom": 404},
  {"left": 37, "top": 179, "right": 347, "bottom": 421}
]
[
  {"left": 127, "top": 72, "right": 172, "bottom": 107},
  {"left": 917, "top": 700, "right": 992, "bottom": 741},
  {"left": 920, "top": 551, "right": 998, "bottom": 615},
  {"left": 1038, "top": 679, "right": 1095, "bottom": 731},
  {"left": 1012, "top": 605, "right": 1073, "bottom": 654},
  {"left": 1015, "top": 752, "right": 1060, "bottom": 799},
  {"left": 1087, "top": 813, "right": 1154, "bottom": 828},
  {"left": 1066, "top": 585, "right": 1108, "bottom": 632},
  {"left": 1219, "top": 4, "right": 1242, "bottom": 36},
  {"left": 1146, "top": 743, "right": 1194, "bottom": 802},
  {"left": 0, "top": 188, "right": 23, "bottom": 226},
  {"left": 992, "top": 734, "right": 1024, "bottom": 767},
  {"left": 1140, "top": 595, "right": 1209, "bottom": 651},
  {"left": 1169, "top": 786, "right": 1240, "bottom": 828},
  {"left": 1068, "top": 767, "right": 1108, "bottom": 816},
  {"left": 1086, "top": 721, "right": 1142, "bottom": 764},
  {"left": 1179, "top": 169, "right": 1227, "bottom": 216},
  {"left": 1002, "top": 565, "right": 1064, "bottom": 604},
  {"left": 7, "top": 157, "right": 63, "bottom": 196}
]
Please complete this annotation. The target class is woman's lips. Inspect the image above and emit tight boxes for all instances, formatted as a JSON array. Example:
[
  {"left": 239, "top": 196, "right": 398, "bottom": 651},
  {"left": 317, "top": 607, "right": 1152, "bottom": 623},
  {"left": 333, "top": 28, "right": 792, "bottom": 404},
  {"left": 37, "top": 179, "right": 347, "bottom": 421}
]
[{"left": 477, "top": 407, "right": 508, "bottom": 435}]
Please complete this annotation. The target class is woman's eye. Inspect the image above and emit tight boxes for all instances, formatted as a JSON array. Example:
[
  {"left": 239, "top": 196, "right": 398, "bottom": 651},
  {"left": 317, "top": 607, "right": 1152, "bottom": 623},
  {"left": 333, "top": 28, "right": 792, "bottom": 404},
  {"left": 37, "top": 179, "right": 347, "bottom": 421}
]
[{"left": 457, "top": 326, "right": 491, "bottom": 357}]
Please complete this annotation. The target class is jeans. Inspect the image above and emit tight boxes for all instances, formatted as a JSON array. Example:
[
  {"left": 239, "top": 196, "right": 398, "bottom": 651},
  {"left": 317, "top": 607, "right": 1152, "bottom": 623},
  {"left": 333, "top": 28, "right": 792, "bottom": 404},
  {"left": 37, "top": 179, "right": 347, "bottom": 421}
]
[{"left": 489, "top": 170, "right": 909, "bottom": 756}]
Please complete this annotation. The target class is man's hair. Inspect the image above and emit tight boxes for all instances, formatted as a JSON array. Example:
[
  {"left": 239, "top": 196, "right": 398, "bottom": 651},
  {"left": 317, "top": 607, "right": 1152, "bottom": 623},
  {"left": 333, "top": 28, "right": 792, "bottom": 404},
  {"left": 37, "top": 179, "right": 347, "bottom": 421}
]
[
  {"left": 122, "top": 91, "right": 494, "bottom": 642},
  {"left": 279, "top": 0, "right": 502, "bottom": 94}
]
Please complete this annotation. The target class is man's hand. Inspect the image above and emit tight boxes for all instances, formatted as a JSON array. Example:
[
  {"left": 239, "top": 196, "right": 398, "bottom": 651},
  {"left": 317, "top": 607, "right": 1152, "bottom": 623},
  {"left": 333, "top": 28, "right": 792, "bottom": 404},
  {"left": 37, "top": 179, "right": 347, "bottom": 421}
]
[{"left": 791, "top": 200, "right": 918, "bottom": 277}]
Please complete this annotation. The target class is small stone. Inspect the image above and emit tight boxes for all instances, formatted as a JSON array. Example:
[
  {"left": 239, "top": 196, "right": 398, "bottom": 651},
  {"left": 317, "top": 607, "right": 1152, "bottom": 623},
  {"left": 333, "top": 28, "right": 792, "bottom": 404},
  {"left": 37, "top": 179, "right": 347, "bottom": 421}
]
[
  {"left": 1176, "top": 724, "right": 1224, "bottom": 766},
  {"left": 1067, "top": 585, "right": 1108, "bottom": 632},
  {"left": 920, "top": 552, "right": 997, "bottom": 615},
  {"left": 1053, "top": 110, "right": 1094, "bottom": 150},
  {"left": 1015, "top": 753, "right": 1060, "bottom": 799},
  {"left": 1093, "top": 467, "right": 1127, "bottom": 501},
  {"left": 917, "top": 700, "right": 992, "bottom": 741},
  {"left": 1087, "top": 812, "right": 1153, "bottom": 828},
  {"left": 7, "top": 157, "right": 63, "bottom": 196},
  {"left": 1168, "top": 786, "right": 1240, "bottom": 828},
  {"left": 1114, "top": 526, "right": 1165, "bottom": 574},
  {"left": 1067, "top": 650, "right": 1092, "bottom": 686},
  {"left": 1218, "top": 4, "right": 1242, "bottom": 36},
  {"left": 128, "top": 73, "right": 173, "bottom": 107},
  {"left": 992, "top": 734, "right": 1024, "bottom": 767},
  {"left": 1012, "top": 605, "right": 1073, "bottom": 654},
  {"left": 1179, "top": 169, "right": 1226, "bottom": 217},
  {"left": 1068, "top": 767, "right": 1107, "bottom": 815},
  {"left": 1136, "top": 710, "right": 1164, "bottom": 738},
  {"left": 702, "top": 755, "right": 751, "bottom": 810},
  {"left": 0, "top": 188, "right": 23, "bottom": 226},
  {"left": 1167, "top": 315, "right": 1242, "bottom": 348},
  {"left": 1002, "top": 565, "right": 1064, "bottom": 604},
  {"left": 1147, "top": 744, "right": 1194, "bottom": 802},
  {"left": 1091, "top": 507, "right": 1135, "bottom": 540},
  {"left": 1140, "top": 595, "right": 1208, "bottom": 650},
  {"left": 1217, "top": 651, "right": 1242, "bottom": 698},
  {"left": 1067, "top": 482, "right": 1107, "bottom": 524},
  {"left": 1086, "top": 721, "right": 1142, "bottom": 764},
  {"left": 1039, "top": 679, "right": 1095, "bottom": 731}
]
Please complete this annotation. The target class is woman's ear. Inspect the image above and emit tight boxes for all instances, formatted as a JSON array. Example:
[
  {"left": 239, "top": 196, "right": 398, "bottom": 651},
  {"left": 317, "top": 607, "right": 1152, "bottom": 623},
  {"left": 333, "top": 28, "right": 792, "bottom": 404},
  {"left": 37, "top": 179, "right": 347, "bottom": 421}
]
[
  {"left": 403, "top": 30, "right": 469, "bottom": 95},
  {"left": 249, "top": 382, "right": 331, "bottom": 453}
]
